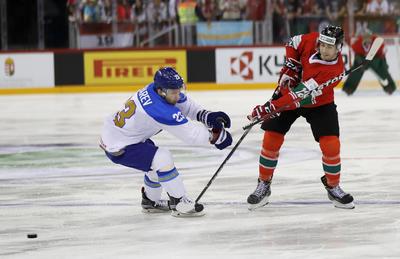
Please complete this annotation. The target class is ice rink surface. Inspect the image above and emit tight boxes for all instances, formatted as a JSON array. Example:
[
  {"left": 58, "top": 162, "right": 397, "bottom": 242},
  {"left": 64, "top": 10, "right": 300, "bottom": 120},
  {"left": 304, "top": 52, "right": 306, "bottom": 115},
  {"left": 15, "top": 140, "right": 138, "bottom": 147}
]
[{"left": 0, "top": 89, "right": 400, "bottom": 259}]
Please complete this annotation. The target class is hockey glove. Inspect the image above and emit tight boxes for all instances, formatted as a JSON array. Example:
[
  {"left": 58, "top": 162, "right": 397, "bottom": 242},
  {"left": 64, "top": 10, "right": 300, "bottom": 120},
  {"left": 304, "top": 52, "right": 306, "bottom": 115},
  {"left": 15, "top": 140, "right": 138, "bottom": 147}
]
[
  {"left": 293, "top": 78, "right": 322, "bottom": 100},
  {"left": 250, "top": 101, "right": 280, "bottom": 121},
  {"left": 210, "top": 128, "right": 232, "bottom": 150},
  {"left": 278, "top": 58, "right": 302, "bottom": 89},
  {"left": 197, "top": 110, "right": 231, "bottom": 129}
]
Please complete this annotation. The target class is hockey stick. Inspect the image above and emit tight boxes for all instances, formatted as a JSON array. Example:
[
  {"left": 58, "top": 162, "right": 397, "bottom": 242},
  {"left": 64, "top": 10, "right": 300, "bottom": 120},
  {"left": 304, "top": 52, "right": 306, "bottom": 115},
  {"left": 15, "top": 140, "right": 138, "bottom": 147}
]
[
  {"left": 243, "top": 36, "right": 384, "bottom": 131},
  {"left": 176, "top": 125, "right": 254, "bottom": 213}
]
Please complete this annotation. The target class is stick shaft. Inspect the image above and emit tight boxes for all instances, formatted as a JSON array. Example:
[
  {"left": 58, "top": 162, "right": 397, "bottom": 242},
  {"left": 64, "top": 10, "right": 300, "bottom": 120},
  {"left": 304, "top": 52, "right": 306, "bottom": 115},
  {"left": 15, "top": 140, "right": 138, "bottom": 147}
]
[{"left": 195, "top": 126, "right": 253, "bottom": 203}]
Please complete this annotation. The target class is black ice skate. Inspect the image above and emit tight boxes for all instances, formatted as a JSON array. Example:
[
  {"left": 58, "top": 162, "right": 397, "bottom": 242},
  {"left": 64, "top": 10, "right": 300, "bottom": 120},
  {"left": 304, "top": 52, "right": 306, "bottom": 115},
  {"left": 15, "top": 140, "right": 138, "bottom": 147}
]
[
  {"left": 383, "top": 84, "right": 396, "bottom": 95},
  {"left": 141, "top": 187, "right": 170, "bottom": 213},
  {"left": 342, "top": 85, "right": 355, "bottom": 96},
  {"left": 247, "top": 178, "right": 271, "bottom": 211},
  {"left": 169, "top": 195, "right": 205, "bottom": 217},
  {"left": 321, "top": 176, "right": 355, "bottom": 209}
]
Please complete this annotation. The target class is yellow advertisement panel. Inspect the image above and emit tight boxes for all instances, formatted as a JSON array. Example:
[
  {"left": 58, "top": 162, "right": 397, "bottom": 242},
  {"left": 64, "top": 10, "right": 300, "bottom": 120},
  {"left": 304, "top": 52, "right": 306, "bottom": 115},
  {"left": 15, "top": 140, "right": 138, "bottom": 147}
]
[{"left": 84, "top": 50, "right": 187, "bottom": 85}]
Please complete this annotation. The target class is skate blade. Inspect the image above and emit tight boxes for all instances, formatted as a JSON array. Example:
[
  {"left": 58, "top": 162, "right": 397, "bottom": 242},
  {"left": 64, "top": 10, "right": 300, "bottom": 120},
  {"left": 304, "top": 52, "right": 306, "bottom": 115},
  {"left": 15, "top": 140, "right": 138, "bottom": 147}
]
[
  {"left": 176, "top": 201, "right": 196, "bottom": 213},
  {"left": 332, "top": 201, "right": 355, "bottom": 209},
  {"left": 171, "top": 210, "right": 205, "bottom": 218},
  {"left": 142, "top": 208, "right": 170, "bottom": 214},
  {"left": 248, "top": 197, "right": 270, "bottom": 211}
]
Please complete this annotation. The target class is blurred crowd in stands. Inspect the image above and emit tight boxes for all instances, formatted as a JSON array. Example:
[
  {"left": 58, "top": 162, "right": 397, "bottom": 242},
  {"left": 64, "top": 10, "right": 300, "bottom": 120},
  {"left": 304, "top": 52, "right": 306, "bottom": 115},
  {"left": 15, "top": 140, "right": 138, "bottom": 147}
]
[{"left": 66, "top": 0, "right": 400, "bottom": 44}]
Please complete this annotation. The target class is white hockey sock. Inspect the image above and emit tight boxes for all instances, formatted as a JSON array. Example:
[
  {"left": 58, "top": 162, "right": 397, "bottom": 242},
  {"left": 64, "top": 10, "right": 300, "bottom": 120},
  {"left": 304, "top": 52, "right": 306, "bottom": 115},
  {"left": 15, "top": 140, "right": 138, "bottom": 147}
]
[
  {"left": 157, "top": 167, "right": 186, "bottom": 198},
  {"left": 151, "top": 147, "right": 186, "bottom": 199},
  {"left": 144, "top": 171, "right": 162, "bottom": 201}
]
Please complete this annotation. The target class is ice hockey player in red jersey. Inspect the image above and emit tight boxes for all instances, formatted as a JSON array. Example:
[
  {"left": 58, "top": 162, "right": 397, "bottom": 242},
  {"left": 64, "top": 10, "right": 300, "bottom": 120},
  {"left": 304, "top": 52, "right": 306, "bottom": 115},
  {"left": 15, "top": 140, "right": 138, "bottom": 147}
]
[
  {"left": 247, "top": 25, "right": 355, "bottom": 210},
  {"left": 342, "top": 32, "right": 396, "bottom": 95}
]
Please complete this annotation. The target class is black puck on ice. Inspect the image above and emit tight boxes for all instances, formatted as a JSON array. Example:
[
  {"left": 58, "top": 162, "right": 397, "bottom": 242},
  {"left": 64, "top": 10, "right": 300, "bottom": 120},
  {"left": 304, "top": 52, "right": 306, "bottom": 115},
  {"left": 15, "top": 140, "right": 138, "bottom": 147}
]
[{"left": 27, "top": 233, "right": 37, "bottom": 239}]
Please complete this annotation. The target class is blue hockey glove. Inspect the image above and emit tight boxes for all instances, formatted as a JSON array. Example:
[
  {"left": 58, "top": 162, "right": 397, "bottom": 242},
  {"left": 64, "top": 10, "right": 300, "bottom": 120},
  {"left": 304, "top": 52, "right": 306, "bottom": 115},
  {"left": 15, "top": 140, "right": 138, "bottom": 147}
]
[
  {"left": 197, "top": 110, "right": 231, "bottom": 129},
  {"left": 210, "top": 128, "right": 232, "bottom": 150}
]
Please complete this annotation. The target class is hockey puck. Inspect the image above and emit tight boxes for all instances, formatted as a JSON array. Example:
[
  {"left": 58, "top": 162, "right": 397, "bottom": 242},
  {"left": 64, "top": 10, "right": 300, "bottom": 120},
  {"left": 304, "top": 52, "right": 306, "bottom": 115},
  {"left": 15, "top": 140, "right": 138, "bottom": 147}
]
[{"left": 27, "top": 233, "right": 37, "bottom": 239}]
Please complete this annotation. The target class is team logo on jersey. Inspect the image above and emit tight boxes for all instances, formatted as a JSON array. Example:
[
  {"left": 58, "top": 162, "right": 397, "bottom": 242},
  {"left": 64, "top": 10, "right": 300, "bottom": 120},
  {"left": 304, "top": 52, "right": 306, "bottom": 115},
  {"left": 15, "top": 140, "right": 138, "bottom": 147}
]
[
  {"left": 4, "top": 57, "right": 15, "bottom": 76},
  {"left": 230, "top": 51, "right": 253, "bottom": 80}
]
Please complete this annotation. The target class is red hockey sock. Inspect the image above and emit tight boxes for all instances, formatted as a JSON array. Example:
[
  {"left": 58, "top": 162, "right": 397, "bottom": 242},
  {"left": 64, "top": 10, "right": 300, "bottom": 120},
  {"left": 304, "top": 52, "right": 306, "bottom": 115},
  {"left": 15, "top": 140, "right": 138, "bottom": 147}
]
[
  {"left": 259, "top": 131, "right": 284, "bottom": 181},
  {"left": 319, "top": 136, "right": 341, "bottom": 187}
]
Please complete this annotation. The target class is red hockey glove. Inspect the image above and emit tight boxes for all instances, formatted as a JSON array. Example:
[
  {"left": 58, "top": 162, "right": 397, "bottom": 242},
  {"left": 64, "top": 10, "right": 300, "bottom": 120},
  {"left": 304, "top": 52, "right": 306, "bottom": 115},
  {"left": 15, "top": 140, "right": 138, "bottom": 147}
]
[
  {"left": 278, "top": 58, "right": 302, "bottom": 90},
  {"left": 249, "top": 101, "right": 280, "bottom": 121}
]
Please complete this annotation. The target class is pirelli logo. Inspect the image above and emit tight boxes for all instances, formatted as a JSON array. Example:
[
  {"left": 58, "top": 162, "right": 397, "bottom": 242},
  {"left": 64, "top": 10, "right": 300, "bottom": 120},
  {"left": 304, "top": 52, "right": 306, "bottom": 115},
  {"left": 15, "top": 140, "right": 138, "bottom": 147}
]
[
  {"left": 84, "top": 51, "right": 187, "bottom": 85},
  {"left": 93, "top": 58, "right": 177, "bottom": 78}
]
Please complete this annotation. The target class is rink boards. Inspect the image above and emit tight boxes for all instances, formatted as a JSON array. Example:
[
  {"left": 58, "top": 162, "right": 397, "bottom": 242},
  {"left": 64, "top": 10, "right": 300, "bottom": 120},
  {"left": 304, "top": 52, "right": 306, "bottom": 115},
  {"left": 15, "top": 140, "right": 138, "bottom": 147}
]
[{"left": 0, "top": 44, "right": 399, "bottom": 94}]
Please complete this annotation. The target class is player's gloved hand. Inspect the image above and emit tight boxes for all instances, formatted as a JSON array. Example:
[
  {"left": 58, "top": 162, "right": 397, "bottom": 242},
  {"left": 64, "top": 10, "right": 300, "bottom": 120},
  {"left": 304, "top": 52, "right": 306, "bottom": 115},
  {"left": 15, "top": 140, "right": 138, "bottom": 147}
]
[
  {"left": 210, "top": 128, "right": 232, "bottom": 150},
  {"left": 197, "top": 110, "right": 231, "bottom": 129},
  {"left": 293, "top": 78, "right": 322, "bottom": 99},
  {"left": 249, "top": 101, "right": 280, "bottom": 121},
  {"left": 271, "top": 86, "right": 282, "bottom": 100},
  {"left": 278, "top": 58, "right": 302, "bottom": 89}
]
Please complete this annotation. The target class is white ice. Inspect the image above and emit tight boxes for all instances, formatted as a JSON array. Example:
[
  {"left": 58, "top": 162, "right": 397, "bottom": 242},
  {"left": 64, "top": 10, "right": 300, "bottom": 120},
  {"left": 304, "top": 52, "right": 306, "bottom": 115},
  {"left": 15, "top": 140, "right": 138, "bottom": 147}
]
[{"left": 0, "top": 89, "right": 400, "bottom": 259}]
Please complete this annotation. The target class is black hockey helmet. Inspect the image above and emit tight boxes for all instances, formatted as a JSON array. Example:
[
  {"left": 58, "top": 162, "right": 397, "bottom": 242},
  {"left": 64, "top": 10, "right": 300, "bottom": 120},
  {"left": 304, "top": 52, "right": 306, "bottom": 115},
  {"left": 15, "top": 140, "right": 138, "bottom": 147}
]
[{"left": 319, "top": 25, "right": 344, "bottom": 49}]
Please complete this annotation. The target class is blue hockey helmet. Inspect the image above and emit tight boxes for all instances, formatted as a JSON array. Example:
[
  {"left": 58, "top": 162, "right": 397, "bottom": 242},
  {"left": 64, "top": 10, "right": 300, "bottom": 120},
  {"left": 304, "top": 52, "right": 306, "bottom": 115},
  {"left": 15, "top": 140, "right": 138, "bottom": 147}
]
[{"left": 154, "top": 67, "right": 184, "bottom": 90}]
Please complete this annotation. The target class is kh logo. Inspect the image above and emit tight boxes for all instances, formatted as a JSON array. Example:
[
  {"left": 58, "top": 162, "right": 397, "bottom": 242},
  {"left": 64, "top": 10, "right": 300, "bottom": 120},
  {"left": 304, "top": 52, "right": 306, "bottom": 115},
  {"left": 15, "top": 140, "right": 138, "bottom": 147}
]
[
  {"left": 230, "top": 51, "right": 253, "bottom": 80},
  {"left": 4, "top": 57, "right": 15, "bottom": 76}
]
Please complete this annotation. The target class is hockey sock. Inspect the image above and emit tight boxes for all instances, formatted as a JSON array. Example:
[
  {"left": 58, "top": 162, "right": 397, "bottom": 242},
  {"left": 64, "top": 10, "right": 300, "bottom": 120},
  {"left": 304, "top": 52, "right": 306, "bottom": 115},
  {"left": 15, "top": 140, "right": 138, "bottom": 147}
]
[
  {"left": 151, "top": 147, "right": 186, "bottom": 199},
  {"left": 157, "top": 167, "right": 186, "bottom": 198},
  {"left": 319, "top": 136, "right": 341, "bottom": 187},
  {"left": 143, "top": 172, "right": 162, "bottom": 201},
  {"left": 259, "top": 131, "right": 284, "bottom": 181}
]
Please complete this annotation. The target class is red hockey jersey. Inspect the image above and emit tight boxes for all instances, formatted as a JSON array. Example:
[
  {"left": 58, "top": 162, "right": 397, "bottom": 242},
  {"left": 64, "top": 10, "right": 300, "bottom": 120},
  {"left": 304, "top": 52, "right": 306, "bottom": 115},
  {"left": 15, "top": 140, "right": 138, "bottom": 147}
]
[
  {"left": 276, "top": 32, "right": 345, "bottom": 108},
  {"left": 351, "top": 34, "right": 385, "bottom": 58}
]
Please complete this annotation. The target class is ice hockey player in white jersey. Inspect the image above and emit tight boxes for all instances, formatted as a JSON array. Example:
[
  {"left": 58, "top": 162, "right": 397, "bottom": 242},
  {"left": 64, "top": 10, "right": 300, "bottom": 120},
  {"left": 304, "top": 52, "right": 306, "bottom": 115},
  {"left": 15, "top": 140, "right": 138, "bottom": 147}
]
[{"left": 100, "top": 67, "right": 232, "bottom": 217}]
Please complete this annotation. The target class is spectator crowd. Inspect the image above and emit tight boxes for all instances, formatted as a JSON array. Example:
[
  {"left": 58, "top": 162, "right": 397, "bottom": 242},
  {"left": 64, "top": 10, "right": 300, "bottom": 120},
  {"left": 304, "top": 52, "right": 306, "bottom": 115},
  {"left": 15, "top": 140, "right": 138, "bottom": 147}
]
[{"left": 67, "top": 0, "right": 400, "bottom": 44}]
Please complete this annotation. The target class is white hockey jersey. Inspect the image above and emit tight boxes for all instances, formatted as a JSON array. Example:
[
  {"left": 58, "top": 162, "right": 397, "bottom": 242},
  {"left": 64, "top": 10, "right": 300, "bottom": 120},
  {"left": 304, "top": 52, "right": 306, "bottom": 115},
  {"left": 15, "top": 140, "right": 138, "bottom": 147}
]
[{"left": 101, "top": 83, "right": 211, "bottom": 153}]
